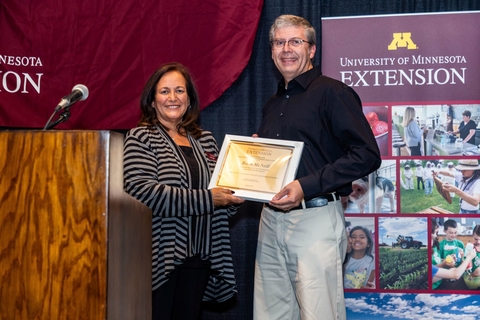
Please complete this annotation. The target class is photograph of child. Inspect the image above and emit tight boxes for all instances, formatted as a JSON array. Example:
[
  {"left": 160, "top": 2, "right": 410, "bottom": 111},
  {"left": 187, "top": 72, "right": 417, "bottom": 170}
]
[
  {"left": 432, "top": 217, "right": 480, "bottom": 290},
  {"left": 344, "top": 217, "right": 376, "bottom": 290}
]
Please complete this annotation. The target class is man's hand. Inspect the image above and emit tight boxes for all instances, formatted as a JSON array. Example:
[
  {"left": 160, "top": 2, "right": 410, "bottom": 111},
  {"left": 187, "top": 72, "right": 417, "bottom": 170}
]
[{"left": 269, "top": 180, "right": 304, "bottom": 211}]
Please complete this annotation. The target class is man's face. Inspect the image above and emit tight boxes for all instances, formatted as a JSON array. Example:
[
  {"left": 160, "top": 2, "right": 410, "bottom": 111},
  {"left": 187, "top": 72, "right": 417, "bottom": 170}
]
[{"left": 271, "top": 25, "right": 316, "bottom": 84}]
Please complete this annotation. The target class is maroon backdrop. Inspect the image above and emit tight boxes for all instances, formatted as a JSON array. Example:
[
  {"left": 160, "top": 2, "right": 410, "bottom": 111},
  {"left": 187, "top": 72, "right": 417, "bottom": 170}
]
[{"left": 0, "top": 0, "right": 263, "bottom": 129}]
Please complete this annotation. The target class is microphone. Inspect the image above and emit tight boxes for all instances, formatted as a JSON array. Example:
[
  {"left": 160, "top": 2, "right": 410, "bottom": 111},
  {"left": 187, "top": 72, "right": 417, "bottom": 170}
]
[{"left": 55, "top": 84, "right": 89, "bottom": 111}]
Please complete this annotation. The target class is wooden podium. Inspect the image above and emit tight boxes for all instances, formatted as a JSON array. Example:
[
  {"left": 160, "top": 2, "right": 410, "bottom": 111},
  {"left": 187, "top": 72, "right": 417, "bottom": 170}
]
[{"left": 0, "top": 130, "right": 152, "bottom": 320}]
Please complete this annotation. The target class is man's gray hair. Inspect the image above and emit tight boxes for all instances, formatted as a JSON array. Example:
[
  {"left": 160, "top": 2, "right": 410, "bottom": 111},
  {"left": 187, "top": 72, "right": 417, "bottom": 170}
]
[{"left": 269, "top": 15, "right": 316, "bottom": 45}]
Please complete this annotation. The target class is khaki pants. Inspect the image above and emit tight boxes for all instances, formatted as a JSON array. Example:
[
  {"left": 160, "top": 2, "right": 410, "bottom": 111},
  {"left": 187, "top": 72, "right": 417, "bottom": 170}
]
[{"left": 254, "top": 201, "right": 347, "bottom": 320}]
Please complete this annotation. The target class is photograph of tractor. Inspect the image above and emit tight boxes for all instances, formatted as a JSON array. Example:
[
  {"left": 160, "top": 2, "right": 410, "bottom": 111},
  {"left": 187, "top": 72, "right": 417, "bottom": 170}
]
[{"left": 395, "top": 235, "right": 425, "bottom": 249}]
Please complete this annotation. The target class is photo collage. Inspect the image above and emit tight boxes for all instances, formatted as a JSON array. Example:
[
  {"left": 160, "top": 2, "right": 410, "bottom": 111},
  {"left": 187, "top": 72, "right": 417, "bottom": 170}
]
[{"left": 343, "top": 103, "right": 480, "bottom": 294}]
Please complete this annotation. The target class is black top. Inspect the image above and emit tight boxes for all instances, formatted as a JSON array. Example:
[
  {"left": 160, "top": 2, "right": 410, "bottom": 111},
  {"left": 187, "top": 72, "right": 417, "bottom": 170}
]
[
  {"left": 180, "top": 145, "right": 200, "bottom": 188},
  {"left": 256, "top": 66, "right": 381, "bottom": 198},
  {"left": 458, "top": 120, "right": 476, "bottom": 140}
]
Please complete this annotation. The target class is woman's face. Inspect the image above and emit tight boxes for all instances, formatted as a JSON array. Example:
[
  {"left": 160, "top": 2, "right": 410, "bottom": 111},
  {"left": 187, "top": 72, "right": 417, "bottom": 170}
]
[
  {"left": 349, "top": 229, "right": 369, "bottom": 251},
  {"left": 152, "top": 71, "right": 190, "bottom": 127},
  {"left": 460, "top": 169, "right": 474, "bottom": 179}
]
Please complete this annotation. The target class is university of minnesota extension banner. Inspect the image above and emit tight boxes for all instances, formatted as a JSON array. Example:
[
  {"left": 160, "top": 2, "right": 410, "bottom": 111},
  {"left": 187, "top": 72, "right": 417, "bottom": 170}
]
[{"left": 322, "top": 11, "right": 480, "bottom": 320}]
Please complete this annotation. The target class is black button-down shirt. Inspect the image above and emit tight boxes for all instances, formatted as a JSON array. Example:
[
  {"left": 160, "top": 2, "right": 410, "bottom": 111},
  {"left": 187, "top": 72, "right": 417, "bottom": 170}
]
[{"left": 257, "top": 66, "right": 381, "bottom": 198}]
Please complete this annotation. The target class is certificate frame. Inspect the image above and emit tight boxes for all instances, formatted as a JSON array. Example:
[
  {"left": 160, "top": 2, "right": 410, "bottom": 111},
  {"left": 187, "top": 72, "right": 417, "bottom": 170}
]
[{"left": 208, "top": 135, "right": 304, "bottom": 202}]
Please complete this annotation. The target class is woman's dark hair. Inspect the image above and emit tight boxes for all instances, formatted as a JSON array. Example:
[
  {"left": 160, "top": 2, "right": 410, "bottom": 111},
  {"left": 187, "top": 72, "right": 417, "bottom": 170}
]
[
  {"left": 138, "top": 62, "right": 202, "bottom": 138},
  {"left": 344, "top": 226, "right": 374, "bottom": 266},
  {"left": 431, "top": 218, "right": 439, "bottom": 250},
  {"left": 473, "top": 224, "right": 480, "bottom": 237},
  {"left": 471, "top": 170, "right": 480, "bottom": 181}
]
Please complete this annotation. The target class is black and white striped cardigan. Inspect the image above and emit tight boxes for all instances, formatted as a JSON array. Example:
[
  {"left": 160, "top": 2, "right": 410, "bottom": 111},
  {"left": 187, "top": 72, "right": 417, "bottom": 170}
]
[{"left": 123, "top": 125, "right": 237, "bottom": 302}]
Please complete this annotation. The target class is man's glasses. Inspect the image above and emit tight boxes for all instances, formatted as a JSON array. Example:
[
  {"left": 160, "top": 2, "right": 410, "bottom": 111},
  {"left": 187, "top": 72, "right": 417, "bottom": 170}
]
[{"left": 270, "top": 38, "right": 312, "bottom": 49}]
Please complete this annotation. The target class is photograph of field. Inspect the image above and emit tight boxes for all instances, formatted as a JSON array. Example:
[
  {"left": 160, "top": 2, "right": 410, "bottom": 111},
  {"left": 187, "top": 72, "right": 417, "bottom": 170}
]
[{"left": 379, "top": 217, "right": 428, "bottom": 290}]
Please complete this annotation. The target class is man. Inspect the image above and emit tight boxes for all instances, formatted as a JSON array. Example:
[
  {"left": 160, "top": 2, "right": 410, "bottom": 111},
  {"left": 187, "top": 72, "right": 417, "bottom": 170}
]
[
  {"left": 254, "top": 15, "right": 381, "bottom": 320},
  {"left": 415, "top": 163, "right": 425, "bottom": 190},
  {"left": 449, "top": 110, "right": 476, "bottom": 145}
]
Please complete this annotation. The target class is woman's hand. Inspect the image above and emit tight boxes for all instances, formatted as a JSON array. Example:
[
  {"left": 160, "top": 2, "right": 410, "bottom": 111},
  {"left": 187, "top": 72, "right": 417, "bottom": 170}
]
[
  {"left": 211, "top": 188, "right": 244, "bottom": 207},
  {"left": 442, "top": 182, "right": 459, "bottom": 194}
]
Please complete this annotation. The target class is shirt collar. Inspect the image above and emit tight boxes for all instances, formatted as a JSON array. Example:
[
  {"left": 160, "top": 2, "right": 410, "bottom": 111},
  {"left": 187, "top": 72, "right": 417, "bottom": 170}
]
[{"left": 276, "top": 66, "right": 322, "bottom": 94}]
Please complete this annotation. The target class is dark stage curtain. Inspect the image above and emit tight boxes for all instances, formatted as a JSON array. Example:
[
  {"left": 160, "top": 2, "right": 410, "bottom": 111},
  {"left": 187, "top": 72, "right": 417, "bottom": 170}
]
[{"left": 200, "top": 1, "right": 480, "bottom": 319}]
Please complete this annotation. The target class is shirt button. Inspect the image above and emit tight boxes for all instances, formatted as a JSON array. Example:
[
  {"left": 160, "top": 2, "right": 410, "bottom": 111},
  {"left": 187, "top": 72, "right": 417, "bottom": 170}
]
[
  {"left": 280, "top": 113, "right": 283, "bottom": 117},
  {"left": 276, "top": 133, "right": 280, "bottom": 137},
  {"left": 286, "top": 95, "right": 289, "bottom": 98}
]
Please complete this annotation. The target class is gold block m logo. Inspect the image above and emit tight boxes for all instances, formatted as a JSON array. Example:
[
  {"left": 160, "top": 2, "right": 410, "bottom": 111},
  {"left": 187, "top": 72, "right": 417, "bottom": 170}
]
[{"left": 388, "top": 32, "right": 417, "bottom": 50}]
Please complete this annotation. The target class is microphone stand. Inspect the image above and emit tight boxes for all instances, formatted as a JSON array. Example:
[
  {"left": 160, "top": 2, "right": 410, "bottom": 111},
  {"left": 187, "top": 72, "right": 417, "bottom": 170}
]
[{"left": 43, "top": 107, "right": 71, "bottom": 130}]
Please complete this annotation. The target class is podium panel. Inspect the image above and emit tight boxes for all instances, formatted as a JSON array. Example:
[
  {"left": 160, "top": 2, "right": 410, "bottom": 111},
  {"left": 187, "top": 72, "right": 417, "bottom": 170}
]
[{"left": 0, "top": 130, "right": 151, "bottom": 320}]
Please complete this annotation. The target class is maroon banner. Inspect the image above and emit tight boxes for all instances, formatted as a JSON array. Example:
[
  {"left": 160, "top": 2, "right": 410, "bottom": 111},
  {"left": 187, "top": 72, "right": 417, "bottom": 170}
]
[{"left": 0, "top": 0, "right": 263, "bottom": 129}]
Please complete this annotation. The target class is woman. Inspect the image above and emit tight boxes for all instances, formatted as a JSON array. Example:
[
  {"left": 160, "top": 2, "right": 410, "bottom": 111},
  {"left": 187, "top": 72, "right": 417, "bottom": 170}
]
[
  {"left": 445, "top": 114, "right": 457, "bottom": 143},
  {"left": 445, "top": 114, "right": 453, "bottom": 132},
  {"left": 437, "top": 159, "right": 480, "bottom": 213},
  {"left": 123, "top": 62, "right": 244, "bottom": 319},
  {"left": 449, "top": 110, "right": 476, "bottom": 144},
  {"left": 402, "top": 106, "right": 424, "bottom": 156}
]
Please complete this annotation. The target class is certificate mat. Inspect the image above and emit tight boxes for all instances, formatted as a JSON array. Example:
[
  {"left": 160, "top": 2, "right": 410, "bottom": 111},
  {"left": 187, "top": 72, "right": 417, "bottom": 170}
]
[{"left": 209, "top": 135, "right": 304, "bottom": 202}]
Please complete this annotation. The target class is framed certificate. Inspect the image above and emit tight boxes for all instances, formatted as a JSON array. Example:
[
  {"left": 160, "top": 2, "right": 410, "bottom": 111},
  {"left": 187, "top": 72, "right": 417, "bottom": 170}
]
[{"left": 208, "top": 135, "right": 304, "bottom": 202}]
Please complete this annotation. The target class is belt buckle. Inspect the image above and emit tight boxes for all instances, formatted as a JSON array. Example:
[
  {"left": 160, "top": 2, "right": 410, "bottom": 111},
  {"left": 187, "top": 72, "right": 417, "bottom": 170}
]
[{"left": 306, "top": 197, "right": 329, "bottom": 208}]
